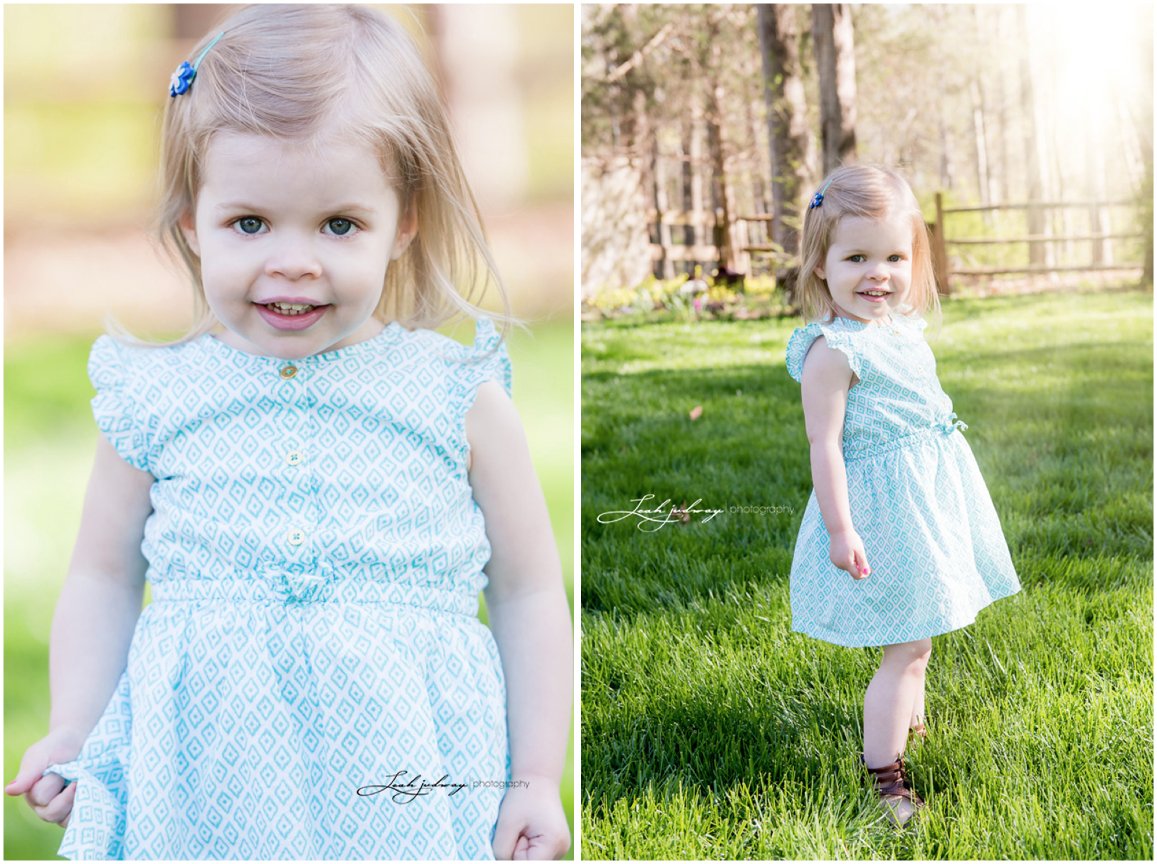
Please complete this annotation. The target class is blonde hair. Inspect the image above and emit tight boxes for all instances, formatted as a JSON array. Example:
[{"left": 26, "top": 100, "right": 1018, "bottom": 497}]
[
  {"left": 143, "top": 4, "right": 510, "bottom": 343},
  {"left": 797, "top": 164, "right": 940, "bottom": 325}
]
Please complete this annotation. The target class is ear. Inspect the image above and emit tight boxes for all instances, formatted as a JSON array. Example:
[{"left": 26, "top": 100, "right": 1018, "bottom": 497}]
[
  {"left": 178, "top": 209, "right": 200, "bottom": 258},
  {"left": 814, "top": 263, "right": 825, "bottom": 280},
  {"left": 390, "top": 200, "right": 418, "bottom": 261}
]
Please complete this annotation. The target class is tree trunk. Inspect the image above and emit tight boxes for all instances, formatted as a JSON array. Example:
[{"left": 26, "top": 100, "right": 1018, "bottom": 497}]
[
  {"left": 635, "top": 86, "right": 670, "bottom": 279},
  {"left": 680, "top": 118, "right": 693, "bottom": 217},
  {"left": 969, "top": 8, "right": 993, "bottom": 227},
  {"left": 705, "top": 31, "right": 735, "bottom": 273},
  {"left": 938, "top": 105, "right": 953, "bottom": 191},
  {"left": 689, "top": 93, "right": 706, "bottom": 259},
  {"left": 994, "top": 8, "right": 1012, "bottom": 204},
  {"left": 812, "top": 4, "right": 858, "bottom": 174},
  {"left": 1143, "top": 165, "right": 1153, "bottom": 290},
  {"left": 744, "top": 77, "right": 768, "bottom": 216},
  {"left": 757, "top": 4, "right": 811, "bottom": 296},
  {"left": 1018, "top": 6, "right": 1052, "bottom": 270},
  {"left": 742, "top": 69, "right": 766, "bottom": 274},
  {"left": 1137, "top": 12, "right": 1153, "bottom": 288},
  {"left": 970, "top": 78, "right": 993, "bottom": 227}
]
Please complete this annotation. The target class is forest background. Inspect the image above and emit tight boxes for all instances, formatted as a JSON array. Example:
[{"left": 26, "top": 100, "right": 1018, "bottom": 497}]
[{"left": 581, "top": 4, "right": 1153, "bottom": 315}]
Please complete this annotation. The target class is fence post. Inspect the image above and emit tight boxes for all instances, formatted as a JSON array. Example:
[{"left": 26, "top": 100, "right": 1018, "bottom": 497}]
[{"left": 933, "top": 192, "right": 950, "bottom": 295}]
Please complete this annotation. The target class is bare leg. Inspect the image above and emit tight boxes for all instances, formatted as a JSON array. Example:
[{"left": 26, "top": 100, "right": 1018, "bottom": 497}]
[
  {"left": 910, "top": 674, "right": 926, "bottom": 732},
  {"left": 863, "top": 638, "right": 931, "bottom": 824},
  {"left": 863, "top": 638, "right": 932, "bottom": 767}
]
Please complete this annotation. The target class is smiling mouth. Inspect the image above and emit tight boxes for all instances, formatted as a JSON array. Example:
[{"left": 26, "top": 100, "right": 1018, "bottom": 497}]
[
  {"left": 858, "top": 290, "right": 890, "bottom": 297},
  {"left": 262, "top": 301, "right": 326, "bottom": 316}
]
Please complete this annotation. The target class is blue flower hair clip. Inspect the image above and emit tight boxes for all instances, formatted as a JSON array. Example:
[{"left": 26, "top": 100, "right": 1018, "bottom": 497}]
[
  {"left": 809, "top": 177, "right": 835, "bottom": 210},
  {"left": 169, "top": 31, "right": 225, "bottom": 98}
]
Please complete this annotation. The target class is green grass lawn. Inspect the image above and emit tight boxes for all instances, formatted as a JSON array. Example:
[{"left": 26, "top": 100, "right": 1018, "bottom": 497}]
[
  {"left": 581, "top": 289, "right": 1153, "bottom": 860},
  {"left": 4, "top": 319, "right": 574, "bottom": 860}
]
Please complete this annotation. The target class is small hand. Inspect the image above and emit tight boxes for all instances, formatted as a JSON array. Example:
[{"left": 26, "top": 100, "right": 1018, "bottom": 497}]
[
  {"left": 830, "top": 529, "right": 871, "bottom": 581},
  {"left": 491, "top": 774, "right": 570, "bottom": 860},
  {"left": 5, "top": 727, "right": 86, "bottom": 828}
]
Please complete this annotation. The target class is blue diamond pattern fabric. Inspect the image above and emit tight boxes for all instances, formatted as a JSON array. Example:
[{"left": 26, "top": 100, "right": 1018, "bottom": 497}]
[
  {"left": 43, "top": 318, "right": 514, "bottom": 859},
  {"left": 785, "top": 314, "right": 1021, "bottom": 648}
]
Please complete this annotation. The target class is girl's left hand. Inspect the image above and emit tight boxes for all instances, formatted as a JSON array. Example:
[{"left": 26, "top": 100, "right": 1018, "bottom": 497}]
[{"left": 491, "top": 774, "right": 570, "bottom": 860}]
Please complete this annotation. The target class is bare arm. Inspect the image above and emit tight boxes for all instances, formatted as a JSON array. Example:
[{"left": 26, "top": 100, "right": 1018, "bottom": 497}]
[
  {"left": 800, "top": 337, "right": 871, "bottom": 579},
  {"left": 467, "top": 380, "right": 571, "bottom": 859},
  {"left": 49, "top": 434, "right": 153, "bottom": 738},
  {"left": 6, "top": 434, "right": 153, "bottom": 822}
]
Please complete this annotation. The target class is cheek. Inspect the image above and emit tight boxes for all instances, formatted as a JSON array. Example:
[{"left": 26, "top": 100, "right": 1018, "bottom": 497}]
[
  {"left": 344, "top": 247, "right": 391, "bottom": 302},
  {"left": 196, "top": 242, "right": 249, "bottom": 295}
]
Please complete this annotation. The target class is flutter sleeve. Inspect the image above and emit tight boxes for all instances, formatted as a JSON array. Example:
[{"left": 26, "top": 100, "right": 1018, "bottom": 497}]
[
  {"left": 785, "top": 321, "right": 862, "bottom": 383},
  {"left": 88, "top": 336, "right": 157, "bottom": 473},
  {"left": 460, "top": 317, "right": 513, "bottom": 399}
]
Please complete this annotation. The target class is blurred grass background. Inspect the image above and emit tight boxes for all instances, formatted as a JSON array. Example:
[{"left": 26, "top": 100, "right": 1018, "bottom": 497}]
[{"left": 5, "top": 4, "right": 574, "bottom": 859}]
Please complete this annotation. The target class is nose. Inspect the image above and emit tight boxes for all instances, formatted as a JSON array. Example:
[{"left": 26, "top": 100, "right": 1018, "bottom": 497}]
[
  {"left": 264, "top": 235, "right": 322, "bottom": 281},
  {"left": 866, "top": 262, "right": 889, "bottom": 282}
]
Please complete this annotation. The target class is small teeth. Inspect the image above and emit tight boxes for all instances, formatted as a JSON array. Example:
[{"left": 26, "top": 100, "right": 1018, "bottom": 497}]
[{"left": 267, "top": 302, "right": 314, "bottom": 315}]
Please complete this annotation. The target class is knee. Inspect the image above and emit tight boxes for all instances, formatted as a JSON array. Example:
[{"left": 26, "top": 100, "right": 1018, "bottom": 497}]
[
  {"left": 911, "top": 640, "right": 931, "bottom": 675},
  {"left": 885, "top": 639, "right": 931, "bottom": 675}
]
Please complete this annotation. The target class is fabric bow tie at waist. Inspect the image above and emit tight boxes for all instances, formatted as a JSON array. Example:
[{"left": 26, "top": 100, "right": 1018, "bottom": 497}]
[
  {"left": 148, "top": 568, "right": 479, "bottom": 616},
  {"left": 934, "top": 412, "right": 969, "bottom": 435},
  {"left": 842, "top": 412, "right": 969, "bottom": 464}
]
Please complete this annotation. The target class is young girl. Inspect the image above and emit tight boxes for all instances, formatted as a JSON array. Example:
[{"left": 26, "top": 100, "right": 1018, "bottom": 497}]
[
  {"left": 5, "top": 6, "right": 571, "bottom": 860},
  {"left": 785, "top": 165, "right": 1020, "bottom": 827}
]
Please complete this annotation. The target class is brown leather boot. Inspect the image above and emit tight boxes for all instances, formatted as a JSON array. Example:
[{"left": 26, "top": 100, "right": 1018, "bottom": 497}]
[{"left": 864, "top": 756, "right": 924, "bottom": 827}]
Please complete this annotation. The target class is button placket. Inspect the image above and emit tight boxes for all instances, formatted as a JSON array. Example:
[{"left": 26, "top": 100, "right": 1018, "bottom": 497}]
[{"left": 279, "top": 362, "right": 312, "bottom": 557}]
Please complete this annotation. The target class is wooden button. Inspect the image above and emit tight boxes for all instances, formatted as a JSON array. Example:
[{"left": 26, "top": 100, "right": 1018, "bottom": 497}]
[{"left": 280, "top": 365, "right": 298, "bottom": 379}]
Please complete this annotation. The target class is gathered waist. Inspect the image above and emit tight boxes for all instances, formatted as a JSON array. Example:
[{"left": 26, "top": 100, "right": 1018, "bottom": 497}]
[
  {"left": 843, "top": 413, "right": 969, "bottom": 464},
  {"left": 149, "top": 573, "right": 480, "bottom": 617}
]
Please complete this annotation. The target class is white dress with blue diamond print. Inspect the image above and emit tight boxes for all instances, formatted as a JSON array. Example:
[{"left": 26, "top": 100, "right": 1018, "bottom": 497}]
[
  {"left": 785, "top": 314, "right": 1020, "bottom": 648},
  {"left": 43, "top": 319, "right": 512, "bottom": 860}
]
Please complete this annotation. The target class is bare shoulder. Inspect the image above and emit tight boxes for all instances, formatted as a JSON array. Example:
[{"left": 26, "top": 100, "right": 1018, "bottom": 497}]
[
  {"left": 465, "top": 380, "right": 525, "bottom": 474},
  {"left": 90, "top": 434, "right": 155, "bottom": 500}
]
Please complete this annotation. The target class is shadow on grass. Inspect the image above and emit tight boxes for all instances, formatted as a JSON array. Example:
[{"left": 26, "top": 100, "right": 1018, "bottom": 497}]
[
  {"left": 583, "top": 693, "right": 862, "bottom": 807},
  {"left": 583, "top": 343, "right": 1152, "bottom": 616}
]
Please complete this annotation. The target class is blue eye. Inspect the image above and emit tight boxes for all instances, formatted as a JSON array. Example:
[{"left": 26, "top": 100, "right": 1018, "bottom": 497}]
[
  {"left": 235, "top": 217, "right": 264, "bottom": 235},
  {"left": 848, "top": 254, "right": 865, "bottom": 263},
  {"left": 325, "top": 218, "right": 356, "bottom": 236}
]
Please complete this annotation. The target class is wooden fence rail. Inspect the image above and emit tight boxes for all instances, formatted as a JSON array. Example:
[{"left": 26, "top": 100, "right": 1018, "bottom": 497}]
[
  {"left": 646, "top": 196, "right": 1147, "bottom": 293},
  {"left": 931, "top": 194, "right": 1145, "bottom": 293}
]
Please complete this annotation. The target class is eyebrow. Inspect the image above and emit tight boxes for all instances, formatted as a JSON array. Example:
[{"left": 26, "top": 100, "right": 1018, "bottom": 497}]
[
  {"left": 837, "top": 244, "right": 912, "bottom": 253},
  {"left": 211, "top": 201, "right": 378, "bottom": 214}
]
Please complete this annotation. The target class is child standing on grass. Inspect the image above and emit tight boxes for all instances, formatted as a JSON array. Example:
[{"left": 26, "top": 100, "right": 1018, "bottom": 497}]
[
  {"left": 4, "top": 5, "right": 571, "bottom": 860},
  {"left": 785, "top": 164, "right": 1020, "bottom": 827}
]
